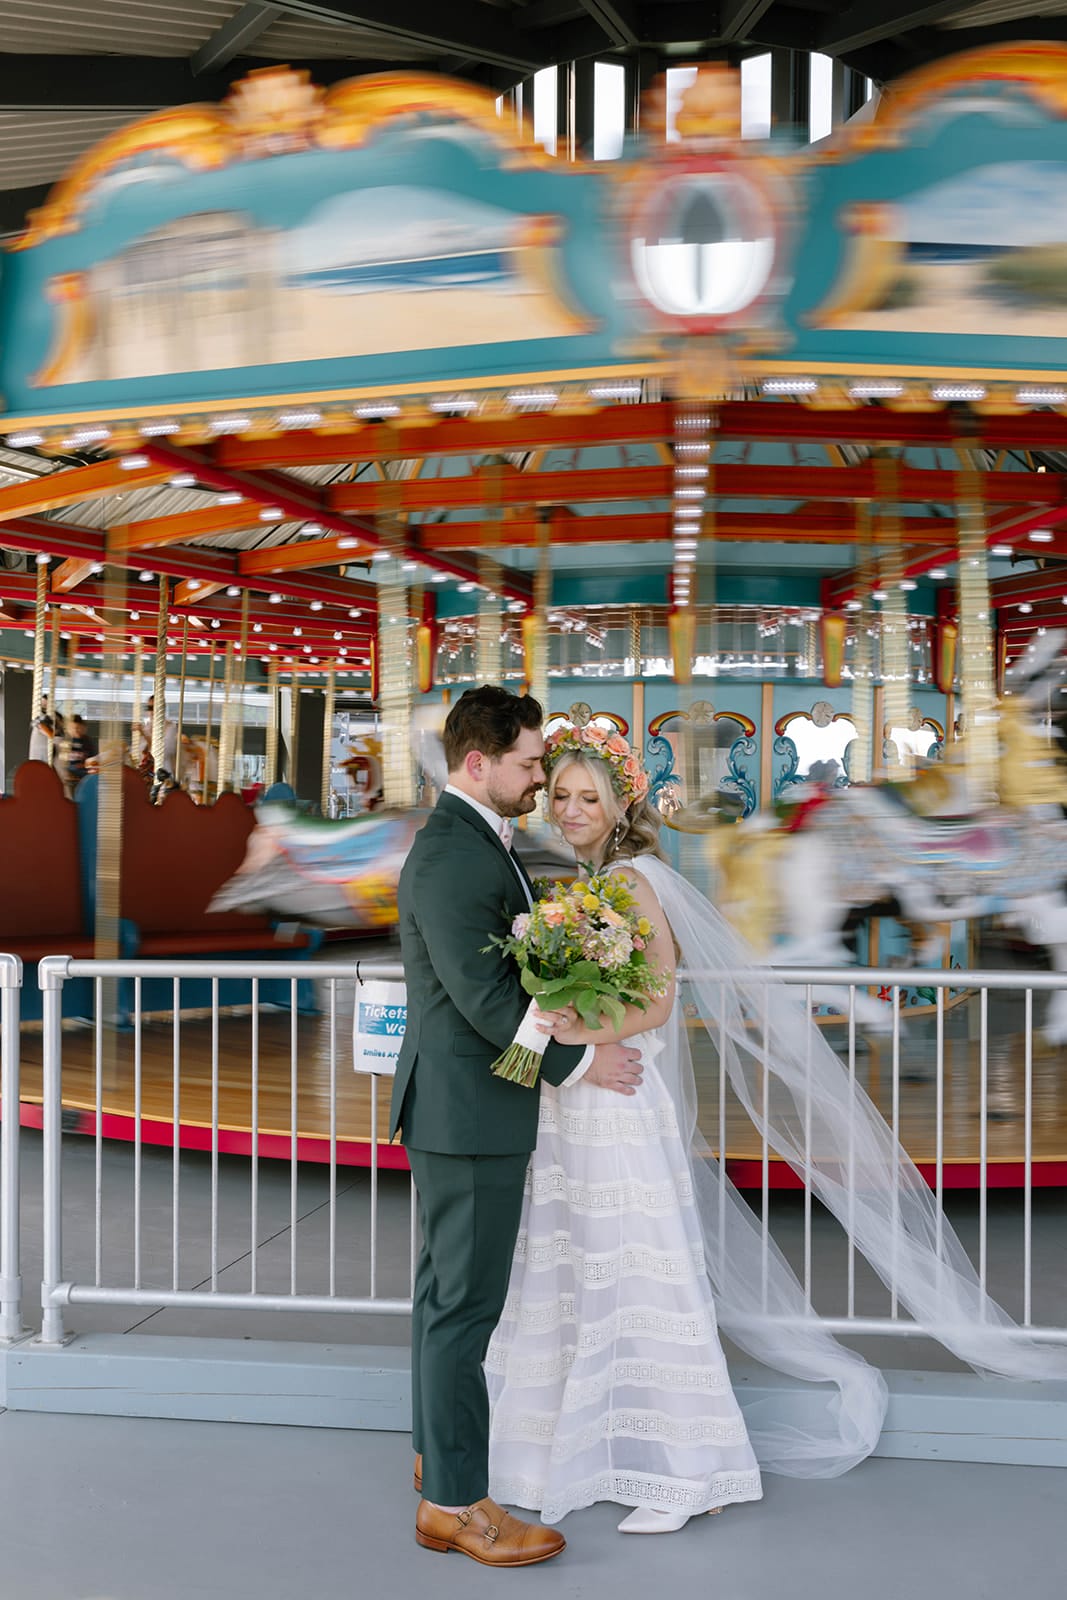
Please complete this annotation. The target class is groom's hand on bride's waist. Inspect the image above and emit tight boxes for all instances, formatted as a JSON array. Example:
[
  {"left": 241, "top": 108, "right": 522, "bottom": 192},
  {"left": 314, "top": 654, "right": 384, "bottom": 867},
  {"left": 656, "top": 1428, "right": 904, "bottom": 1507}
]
[{"left": 584, "top": 1043, "right": 644, "bottom": 1096}]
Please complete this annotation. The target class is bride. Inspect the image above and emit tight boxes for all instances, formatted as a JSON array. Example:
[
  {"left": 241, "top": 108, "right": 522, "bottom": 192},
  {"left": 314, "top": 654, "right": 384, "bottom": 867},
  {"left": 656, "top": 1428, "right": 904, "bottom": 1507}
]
[{"left": 486, "top": 722, "right": 1067, "bottom": 1534}]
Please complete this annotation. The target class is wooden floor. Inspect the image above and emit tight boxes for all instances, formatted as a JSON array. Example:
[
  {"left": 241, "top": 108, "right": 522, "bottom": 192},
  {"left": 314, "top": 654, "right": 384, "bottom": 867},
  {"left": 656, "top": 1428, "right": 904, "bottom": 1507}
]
[{"left": 15, "top": 998, "right": 1067, "bottom": 1186}]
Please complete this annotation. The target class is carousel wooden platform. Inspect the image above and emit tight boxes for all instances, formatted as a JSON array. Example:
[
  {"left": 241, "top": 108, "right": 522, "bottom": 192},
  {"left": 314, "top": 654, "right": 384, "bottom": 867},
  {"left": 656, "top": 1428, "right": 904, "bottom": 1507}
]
[{"left": 15, "top": 1003, "right": 1067, "bottom": 1188}]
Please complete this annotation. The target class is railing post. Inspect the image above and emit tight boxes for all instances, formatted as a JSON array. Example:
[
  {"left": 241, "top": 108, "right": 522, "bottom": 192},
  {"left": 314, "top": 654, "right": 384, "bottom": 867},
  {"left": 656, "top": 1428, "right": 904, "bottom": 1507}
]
[
  {"left": 0, "top": 953, "right": 24, "bottom": 1341},
  {"left": 38, "top": 956, "right": 70, "bottom": 1345}
]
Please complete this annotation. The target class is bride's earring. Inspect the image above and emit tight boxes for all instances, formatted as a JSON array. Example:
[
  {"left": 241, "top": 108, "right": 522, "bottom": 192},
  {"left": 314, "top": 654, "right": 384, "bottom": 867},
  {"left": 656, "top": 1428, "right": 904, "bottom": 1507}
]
[{"left": 612, "top": 818, "right": 625, "bottom": 853}]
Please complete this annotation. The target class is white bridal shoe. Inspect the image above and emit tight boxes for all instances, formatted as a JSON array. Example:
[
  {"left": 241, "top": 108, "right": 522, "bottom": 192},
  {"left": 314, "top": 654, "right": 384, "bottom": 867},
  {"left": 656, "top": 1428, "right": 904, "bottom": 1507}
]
[{"left": 617, "top": 1508, "right": 692, "bottom": 1534}]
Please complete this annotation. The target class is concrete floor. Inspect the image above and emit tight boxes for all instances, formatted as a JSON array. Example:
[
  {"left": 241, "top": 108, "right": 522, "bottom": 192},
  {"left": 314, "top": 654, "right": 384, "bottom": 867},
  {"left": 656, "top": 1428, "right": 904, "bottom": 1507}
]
[{"left": 0, "top": 1408, "right": 1061, "bottom": 1600}]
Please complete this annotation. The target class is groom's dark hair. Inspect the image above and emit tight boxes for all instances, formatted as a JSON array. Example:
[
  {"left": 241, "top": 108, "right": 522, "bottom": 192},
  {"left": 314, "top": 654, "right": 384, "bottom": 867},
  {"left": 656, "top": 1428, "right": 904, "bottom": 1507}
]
[{"left": 443, "top": 685, "right": 543, "bottom": 772}]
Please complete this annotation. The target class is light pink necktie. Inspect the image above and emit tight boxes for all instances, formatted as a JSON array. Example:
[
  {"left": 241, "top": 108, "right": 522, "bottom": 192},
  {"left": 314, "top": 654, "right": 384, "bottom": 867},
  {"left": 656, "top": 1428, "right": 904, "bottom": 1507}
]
[{"left": 499, "top": 819, "right": 514, "bottom": 852}]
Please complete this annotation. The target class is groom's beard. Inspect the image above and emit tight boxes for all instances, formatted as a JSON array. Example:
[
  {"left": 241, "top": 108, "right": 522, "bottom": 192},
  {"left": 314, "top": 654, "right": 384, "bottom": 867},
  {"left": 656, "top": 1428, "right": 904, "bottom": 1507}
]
[{"left": 487, "top": 781, "right": 541, "bottom": 819}]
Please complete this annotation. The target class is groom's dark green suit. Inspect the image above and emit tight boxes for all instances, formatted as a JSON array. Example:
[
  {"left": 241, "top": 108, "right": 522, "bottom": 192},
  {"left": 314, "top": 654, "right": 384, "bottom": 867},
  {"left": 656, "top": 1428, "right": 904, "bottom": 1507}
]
[{"left": 390, "top": 789, "right": 585, "bottom": 1506}]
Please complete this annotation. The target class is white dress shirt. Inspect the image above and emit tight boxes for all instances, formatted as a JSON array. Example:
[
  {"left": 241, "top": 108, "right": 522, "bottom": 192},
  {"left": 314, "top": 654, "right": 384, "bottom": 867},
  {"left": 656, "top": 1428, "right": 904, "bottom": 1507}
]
[{"left": 444, "top": 784, "right": 591, "bottom": 1085}]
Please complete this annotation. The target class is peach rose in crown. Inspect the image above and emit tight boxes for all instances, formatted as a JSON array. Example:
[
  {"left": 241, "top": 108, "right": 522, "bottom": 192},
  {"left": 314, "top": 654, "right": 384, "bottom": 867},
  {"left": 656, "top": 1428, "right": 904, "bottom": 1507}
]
[
  {"left": 583, "top": 725, "right": 608, "bottom": 744},
  {"left": 542, "top": 904, "right": 567, "bottom": 926},
  {"left": 623, "top": 756, "right": 641, "bottom": 777},
  {"left": 606, "top": 734, "right": 630, "bottom": 756}
]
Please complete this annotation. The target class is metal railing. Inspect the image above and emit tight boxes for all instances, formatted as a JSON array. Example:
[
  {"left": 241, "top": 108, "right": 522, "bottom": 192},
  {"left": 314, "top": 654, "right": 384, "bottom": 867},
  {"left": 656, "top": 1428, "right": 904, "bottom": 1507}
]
[
  {"left": 23, "top": 954, "right": 1067, "bottom": 1353},
  {"left": 0, "top": 954, "right": 23, "bottom": 1341}
]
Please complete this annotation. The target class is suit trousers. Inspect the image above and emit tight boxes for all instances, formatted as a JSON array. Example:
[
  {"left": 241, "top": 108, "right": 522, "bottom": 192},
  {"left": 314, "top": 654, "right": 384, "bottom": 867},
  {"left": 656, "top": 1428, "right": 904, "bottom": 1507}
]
[{"left": 406, "top": 1147, "right": 529, "bottom": 1506}]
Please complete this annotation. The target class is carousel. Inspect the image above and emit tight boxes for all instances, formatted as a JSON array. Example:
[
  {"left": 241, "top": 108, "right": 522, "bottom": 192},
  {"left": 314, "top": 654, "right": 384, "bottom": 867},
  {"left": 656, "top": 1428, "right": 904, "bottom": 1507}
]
[{"left": 3, "top": 46, "right": 1067, "bottom": 1183}]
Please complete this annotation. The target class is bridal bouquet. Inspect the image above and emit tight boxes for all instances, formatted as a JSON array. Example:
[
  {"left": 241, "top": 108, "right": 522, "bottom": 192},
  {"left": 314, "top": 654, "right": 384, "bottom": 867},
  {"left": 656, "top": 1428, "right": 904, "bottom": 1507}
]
[{"left": 484, "top": 871, "right": 668, "bottom": 1087}]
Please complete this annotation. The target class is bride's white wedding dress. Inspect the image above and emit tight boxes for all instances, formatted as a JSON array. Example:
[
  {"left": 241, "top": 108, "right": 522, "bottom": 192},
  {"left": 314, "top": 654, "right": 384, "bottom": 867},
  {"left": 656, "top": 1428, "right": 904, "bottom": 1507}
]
[
  {"left": 486, "top": 1022, "right": 762, "bottom": 1524},
  {"left": 487, "top": 853, "right": 1067, "bottom": 1523}
]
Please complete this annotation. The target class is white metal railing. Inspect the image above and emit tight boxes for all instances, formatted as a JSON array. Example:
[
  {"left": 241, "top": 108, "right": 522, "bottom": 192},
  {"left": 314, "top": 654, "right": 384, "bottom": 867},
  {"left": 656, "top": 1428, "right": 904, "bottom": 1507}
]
[
  {"left": 0, "top": 953, "right": 22, "bottom": 1340},
  {"left": 25, "top": 955, "right": 1067, "bottom": 1353}
]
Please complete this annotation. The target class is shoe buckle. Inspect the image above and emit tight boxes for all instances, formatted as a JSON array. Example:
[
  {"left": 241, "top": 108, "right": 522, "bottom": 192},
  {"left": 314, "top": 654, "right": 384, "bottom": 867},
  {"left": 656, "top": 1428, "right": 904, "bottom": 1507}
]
[
  {"left": 484, "top": 1524, "right": 500, "bottom": 1545},
  {"left": 456, "top": 1508, "right": 473, "bottom": 1528}
]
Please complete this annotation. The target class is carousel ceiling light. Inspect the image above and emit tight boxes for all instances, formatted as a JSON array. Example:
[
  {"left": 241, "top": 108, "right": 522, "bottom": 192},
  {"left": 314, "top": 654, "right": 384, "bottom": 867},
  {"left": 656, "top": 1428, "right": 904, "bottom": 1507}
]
[
  {"left": 674, "top": 505, "right": 702, "bottom": 519},
  {"left": 210, "top": 619, "right": 221, "bottom": 629},
  {"left": 119, "top": 453, "right": 150, "bottom": 470},
  {"left": 309, "top": 600, "right": 323, "bottom": 610},
  {"left": 252, "top": 622, "right": 262, "bottom": 633},
  {"left": 676, "top": 440, "right": 711, "bottom": 455},
  {"left": 278, "top": 409, "right": 323, "bottom": 429},
  {"left": 431, "top": 572, "right": 449, "bottom": 583},
  {"left": 402, "top": 561, "right": 419, "bottom": 572},
  {"left": 1029, "top": 529, "right": 1054, "bottom": 542},
  {"left": 508, "top": 600, "right": 525, "bottom": 612},
  {"left": 35, "top": 552, "right": 51, "bottom": 565},
  {"left": 299, "top": 523, "right": 323, "bottom": 537},
  {"left": 269, "top": 643, "right": 278, "bottom": 651},
  {"left": 168, "top": 473, "right": 196, "bottom": 489},
  {"left": 1018, "top": 603, "right": 1033, "bottom": 613},
  {"left": 333, "top": 631, "right": 342, "bottom": 641},
  {"left": 930, "top": 383, "right": 986, "bottom": 401},
  {"left": 354, "top": 403, "right": 401, "bottom": 419},
  {"left": 217, "top": 491, "right": 243, "bottom": 506},
  {"left": 336, "top": 537, "right": 362, "bottom": 550},
  {"left": 347, "top": 608, "right": 362, "bottom": 619},
  {"left": 458, "top": 582, "right": 476, "bottom": 592},
  {"left": 90, "top": 563, "right": 104, "bottom": 575},
  {"left": 927, "top": 568, "right": 948, "bottom": 580},
  {"left": 990, "top": 543, "right": 1013, "bottom": 556},
  {"left": 209, "top": 415, "right": 252, "bottom": 435},
  {"left": 258, "top": 507, "right": 284, "bottom": 522},
  {"left": 338, "top": 646, "right": 347, "bottom": 655},
  {"left": 1016, "top": 388, "right": 1066, "bottom": 405},
  {"left": 139, "top": 420, "right": 180, "bottom": 437},
  {"left": 371, "top": 550, "right": 391, "bottom": 562},
  {"left": 588, "top": 383, "right": 642, "bottom": 402},
  {"left": 847, "top": 381, "right": 905, "bottom": 400},
  {"left": 303, "top": 645, "right": 312, "bottom": 653},
  {"left": 429, "top": 396, "right": 477, "bottom": 415},
  {"left": 186, "top": 580, "right": 202, "bottom": 591},
  {"left": 676, "top": 465, "right": 709, "bottom": 478},
  {"left": 293, "top": 627, "right": 303, "bottom": 636},
  {"left": 64, "top": 425, "right": 112, "bottom": 448},
  {"left": 844, "top": 599, "right": 862, "bottom": 611},
  {"left": 130, "top": 611, "right": 140, "bottom": 620},
  {"left": 226, "top": 585, "right": 241, "bottom": 596},
  {"left": 269, "top": 593, "right": 283, "bottom": 604},
  {"left": 138, "top": 570, "right": 155, "bottom": 582},
  {"left": 506, "top": 390, "right": 558, "bottom": 409},
  {"left": 5, "top": 430, "right": 44, "bottom": 447},
  {"left": 761, "top": 377, "right": 817, "bottom": 395},
  {"left": 871, "top": 588, "right": 887, "bottom": 600},
  {"left": 675, "top": 486, "right": 704, "bottom": 499},
  {"left": 899, "top": 579, "right": 917, "bottom": 591}
]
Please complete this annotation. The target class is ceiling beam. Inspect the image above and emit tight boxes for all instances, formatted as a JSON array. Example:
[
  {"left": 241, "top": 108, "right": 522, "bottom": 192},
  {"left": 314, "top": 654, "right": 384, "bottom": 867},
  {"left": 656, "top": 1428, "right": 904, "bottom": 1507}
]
[
  {"left": 191, "top": 3, "right": 284, "bottom": 74},
  {"left": 576, "top": 0, "right": 639, "bottom": 49},
  {"left": 0, "top": 458, "right": 173, "bottom": 523},
  {"left": 412, "top": 507, "right": 958, "bottom": 550},
  {"left": 332, "top": 462, "right": 1065, "bottom": 515},
  {"left": 718, "top": 0, "right": 777, "bottom": 44},
  {"left": 241, "top": 1, "right": 543, "bottom": 72},
  {"left": 818, "top": 2, "right": 975, "bottom": 57}
]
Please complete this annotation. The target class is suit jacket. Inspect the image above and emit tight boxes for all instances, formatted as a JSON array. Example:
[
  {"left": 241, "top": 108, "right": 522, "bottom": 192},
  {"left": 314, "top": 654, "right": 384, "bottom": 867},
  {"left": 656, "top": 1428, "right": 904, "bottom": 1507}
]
[{"left": 389, "top": 789, "right": 584, "bottom": 1154}]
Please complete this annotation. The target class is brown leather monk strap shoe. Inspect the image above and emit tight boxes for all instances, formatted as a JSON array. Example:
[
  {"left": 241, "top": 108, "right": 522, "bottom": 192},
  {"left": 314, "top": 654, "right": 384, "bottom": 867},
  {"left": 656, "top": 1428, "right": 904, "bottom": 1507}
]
[
  {"left": 413, "top": 1453, "right": 422, "bottom": 1493},
  {"left": 415, "top": 1498, "right": 565, "bottom": 1567}
]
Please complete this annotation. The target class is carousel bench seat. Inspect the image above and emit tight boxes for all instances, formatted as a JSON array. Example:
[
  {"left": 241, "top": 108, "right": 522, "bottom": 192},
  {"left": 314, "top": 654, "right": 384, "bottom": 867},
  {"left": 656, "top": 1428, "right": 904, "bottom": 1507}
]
[
  {"left": 0, "top": 763, "right": 102, "bottom": 1020},
  {"left": 76, "top": 770, "right": 321, "bottom": 1014}
]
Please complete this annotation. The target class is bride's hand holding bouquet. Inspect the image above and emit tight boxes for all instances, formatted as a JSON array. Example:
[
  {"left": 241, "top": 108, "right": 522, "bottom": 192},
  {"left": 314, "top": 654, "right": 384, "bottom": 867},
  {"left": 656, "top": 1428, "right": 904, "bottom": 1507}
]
[{"left": 484, "top": 868, "right": 670, "bottom": 1088}]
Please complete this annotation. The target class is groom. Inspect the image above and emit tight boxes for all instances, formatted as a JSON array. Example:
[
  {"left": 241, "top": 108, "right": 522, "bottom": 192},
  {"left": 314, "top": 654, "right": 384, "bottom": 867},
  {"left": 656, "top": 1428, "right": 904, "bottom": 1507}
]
[{"left": 391, "top": 685, "right": 644, "bottom": 1566}]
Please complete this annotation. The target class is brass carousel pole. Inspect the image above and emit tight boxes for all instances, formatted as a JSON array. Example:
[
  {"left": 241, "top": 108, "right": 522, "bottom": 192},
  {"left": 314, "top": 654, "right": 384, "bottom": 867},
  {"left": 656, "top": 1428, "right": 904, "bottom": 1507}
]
[
  {"left": 289, "top": 661, "right": 301, "bottom": 789},
  {"left": 30, "top": 556, "right": 48, "bottom": 728},
  {"left": 264, "top": 656, "right": 280, "bottom": 788},
  {"left": 151, "top": 576, "right": 168, "bottom": 776},
  {"left": 376, "top": 476, "right": 415, "bottom": 808},
  {"left": 203, "top": 640, "right": 217, "bottom": 802},
  {"left": 320, "top": 660, "right": 337, "bottom": 816},
  {"left": 47, "top": 604, "right": 60, "bottom": 767},
  {"left": 131, "top": 635, "right": 145, "bottom": 764},
  {"left": 849, "top": 502, "right": 876, "bottom": 784},
  {"left": 956, "top": 448, "right": 997, "bottom": 801},
  {"left": 94, "top": 536, "right": 129, "bottom": 1026},
  {"left": 525, "top": 513, "right": 551, "bottom": 715},
  {"left": 216, "top": 641, "right": 236, "bottom": 793},
  {"left": 230, "top": 590, "right": 251, "bottom": 793},
  {"left": 875, "top": 454, "right": 911, "bottom": 778},
  {"left": 174, "top": 618, "right": 190, "bottom": 787}
]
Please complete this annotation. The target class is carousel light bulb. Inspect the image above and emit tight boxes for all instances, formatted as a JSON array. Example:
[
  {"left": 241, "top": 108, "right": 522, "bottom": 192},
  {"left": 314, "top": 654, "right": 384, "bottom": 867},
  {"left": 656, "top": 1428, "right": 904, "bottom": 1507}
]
[
  {"left": 1029, "top": 530, "right": 1054, "bottom": 542},
  {"left": 354, "top": 403, "right": 401, "bottom": 419},
  {"left": 138, "top": 570, "right": 155, "bottom": 582},
  {"left": 258, "top": 507, "right": 284, "bottom": 522},
  {"left": 871, "top": 588, "right": 887, "bottom": 601},
  {"left": 348, "top": 608, "right": 362, "bottom": 618},
  {"left": 169, "top": 473, "right": 196, "bottom": 488},
  {"left": 309, "top": 600, "right": 323, "bottom": 610},
  {"left": 130, "top": 610, "right": 140, "bottom": 620},
  {"left": 1018, "top": 603, "right": 1033, "bottom": 613},
  {"left": 431, "top": 572, "right": 449, "bottom": 583},
  {"left": 226, "top": 585, "right": 241, "bottom": 596},
  {"left": 252, "top": 622, "right": 262, "bottom": 633},
  {"left": 1016, "top": 387, "right": 1067, "bottom": 405},
  {"left": 990, "top": 544, "right": 1012, "bottom": 556},
  {"left": 402, "top": 561, "right": 419, "bottom": 572},
  {"left": 35, "top": 552, "right": 51, "bottom": 565},
  {"left": 339, "top": 647, "right": 347, "bottom": 655},
  {"left": 899, "top": 579, "right": 917, "bottom": 591},
  {"left": 6, "top": 430, "right": 44, "bottom": 447},
  {"left": 119, "top": 453, "right": 150, "bottom": 470},
  {"left": 139, "top": 420, "right": 179, "bottom": 437},
  {"left": 333, "top": 631, "right": 342, "bottom": 640},
  {"left": 210, "top": 619, "right": 221, "bottom": 629},
  {"left": 928, "top": 568, "right": 948, "bottom": 580},
  {"left": 269, "top": 593, "right": 283, "bottom": 604},
  {"left": 90, "top": 563, "right": 104, "bottom": 576},
  {"left": 293, "top": 627, "right": 303, "bottom": 636},
  {"left": 303, "top": 645, "right": 312, "bottom": 653},
  {"left": 217, "top": 491, "right": 243, "bottom": 506},
  {"left": 458, "top": 582, "right": 476, "bottom": 592}
]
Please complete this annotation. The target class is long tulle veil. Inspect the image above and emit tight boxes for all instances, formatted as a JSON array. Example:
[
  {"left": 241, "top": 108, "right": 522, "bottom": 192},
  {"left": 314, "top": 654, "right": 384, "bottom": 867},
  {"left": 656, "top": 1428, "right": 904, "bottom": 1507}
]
[{"left": 625, "top": 853, "right": 1067, "bottom": 1477}]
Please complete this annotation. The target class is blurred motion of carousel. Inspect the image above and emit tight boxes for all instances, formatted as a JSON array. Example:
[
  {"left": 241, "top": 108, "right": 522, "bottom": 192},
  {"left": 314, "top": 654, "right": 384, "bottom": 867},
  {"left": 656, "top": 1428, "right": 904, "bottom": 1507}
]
[{"left": 5, "top": 48, "right": 1067, "bottom": 1184}]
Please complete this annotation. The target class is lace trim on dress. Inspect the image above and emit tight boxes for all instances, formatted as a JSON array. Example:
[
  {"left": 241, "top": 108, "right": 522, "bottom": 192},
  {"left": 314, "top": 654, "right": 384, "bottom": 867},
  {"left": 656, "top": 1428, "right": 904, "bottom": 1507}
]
[
  {"left": 536, "top": 1099, "right": 682, "bottom": 1145},
  {"left": 497, "top": 1295, "right": 717, "bottom": 1348},
  {"left": 493, "top": 1407, "right": 752, "bottom": 1459},
  {"left": 527, "top": 1165, "right": 694, "bottom": 1214},
  {"left": 485, "top": 1347, "right": 736, "bottom": 1395},
  {"left": 492, "top": 1467, "right": 764, "bottom": 1522},
  {"left": 512, "top": 1231, "right": 705, "bottom": 1285}
]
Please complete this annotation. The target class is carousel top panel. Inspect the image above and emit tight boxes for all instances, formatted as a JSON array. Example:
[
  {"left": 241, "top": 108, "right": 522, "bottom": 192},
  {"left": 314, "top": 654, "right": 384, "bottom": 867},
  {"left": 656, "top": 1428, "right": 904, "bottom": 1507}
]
[{"left": 4, "top": 46, "right": 1067, "bottom": 431}]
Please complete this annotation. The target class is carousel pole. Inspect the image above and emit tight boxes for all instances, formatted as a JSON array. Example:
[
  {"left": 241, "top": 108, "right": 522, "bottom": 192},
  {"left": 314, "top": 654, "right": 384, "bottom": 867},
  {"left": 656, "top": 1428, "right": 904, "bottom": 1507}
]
[
  {"left": 131, "top": 635, "right": 145, "bottom": 763},
  {"left": 30, "top": 556, "right": 48, "bottom": 727},
  {"left": 174, "top": 618, "right": 190, "bottom": 787},
  {"left": 376, "top": 475, "right": 415, "bottom": 808},
  {"left": 289, "top": 661, "right": 301, "bottom": 789},
  {"left": 203, "top": 640, "right": 217, "bottom": 801},
  {"left": 849, "top": 502, "right": 876, "bottom": 783},
  {"left": 47, "top": 604, "right": 60, "bottom": 765},
  {"left": 875, "top": 454, "right": 911, "bottom": 777},
  {"left": 956, "top": 448, "right": 997, "bottom": 800},
  {"left": 264, "top": 656, "right": 279, "bottom": 788},
  {"left": 230, "top": 590, "right": 251, "bottom": 791},
  {"left": 151, "top": 576, "right": 168, "bottom": 774},
  {"left": 94, "top": 536, "right": 128, "bottom": 1026},
  {"left": 320, "top": 661, "right": 337, "bottom": 816},
  {"left": 216, "top": 641, "right": 236, "bottom": 793},
  {"left": 524, "top": 513, "right": 551, "bottom": 715}
]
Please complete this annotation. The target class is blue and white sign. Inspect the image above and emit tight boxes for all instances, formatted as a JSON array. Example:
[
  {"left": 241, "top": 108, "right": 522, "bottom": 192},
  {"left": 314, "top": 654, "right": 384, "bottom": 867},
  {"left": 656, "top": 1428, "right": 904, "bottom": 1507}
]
[{"left": 353, "top": 979, "right": 407, "bottom": 1076}]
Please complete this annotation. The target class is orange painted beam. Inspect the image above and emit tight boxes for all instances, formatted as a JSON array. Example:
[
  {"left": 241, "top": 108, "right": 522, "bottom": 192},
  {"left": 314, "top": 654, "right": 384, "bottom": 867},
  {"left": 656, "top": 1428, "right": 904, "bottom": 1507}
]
[
  {"left": 51, "top": 557, "right": 99, "bottom": 592},
  {"left": 0, "top": 459, "right": 172, "bottom": 522},
  {"left": 239, "top": 534, "right": 377, "bottom": 577},
  {"left": 109, "top": 503, "right": 258, "bottom": 552},
  {"left": 412, "top": 509, "right": 959, "bottom": 550},
  {"left": 333, "top": 463, "right": 1067, "bottom": 515},
  {"left": 174, "top": 579, "right": 226, "bottom": 606}
]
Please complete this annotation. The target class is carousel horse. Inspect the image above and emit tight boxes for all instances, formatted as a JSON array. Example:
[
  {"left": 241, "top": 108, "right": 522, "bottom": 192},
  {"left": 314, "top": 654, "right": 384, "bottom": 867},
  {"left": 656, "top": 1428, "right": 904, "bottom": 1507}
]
[{"left": 696, "top": 683, "right": 1067, "bottom": 1040}]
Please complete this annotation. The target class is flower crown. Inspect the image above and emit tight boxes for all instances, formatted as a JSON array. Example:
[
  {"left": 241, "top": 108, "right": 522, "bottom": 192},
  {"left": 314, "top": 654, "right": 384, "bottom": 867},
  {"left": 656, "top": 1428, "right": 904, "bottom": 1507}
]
[{"left": 543, "top": 722, "right": 651, "bottom": 805}]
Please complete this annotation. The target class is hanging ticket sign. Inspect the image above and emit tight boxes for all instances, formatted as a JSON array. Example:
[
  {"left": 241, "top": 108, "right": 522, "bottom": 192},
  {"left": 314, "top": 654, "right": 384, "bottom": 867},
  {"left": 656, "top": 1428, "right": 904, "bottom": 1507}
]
[{"left": 352, "top": 979, "right": 407, "bottom": 1076}]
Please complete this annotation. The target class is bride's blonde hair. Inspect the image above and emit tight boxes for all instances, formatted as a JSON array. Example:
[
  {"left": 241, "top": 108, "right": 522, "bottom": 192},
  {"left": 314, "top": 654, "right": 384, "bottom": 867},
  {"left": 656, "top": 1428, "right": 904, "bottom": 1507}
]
[{"left": 546, "top": 751, "right": 667, "bottom": 866}]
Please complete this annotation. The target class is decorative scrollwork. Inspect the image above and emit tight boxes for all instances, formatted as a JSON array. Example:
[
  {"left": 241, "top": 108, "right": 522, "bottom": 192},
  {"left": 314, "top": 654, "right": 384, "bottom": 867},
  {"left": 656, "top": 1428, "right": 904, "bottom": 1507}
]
[
  {"left": 719, "top": 735, "right": 758, "bottom": 817},
  {"left": 772, "top": 733, "right": 804, "bottom": 802},
  {"left": 645, "top": 733, "right": 681, "bottom": 813}
]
